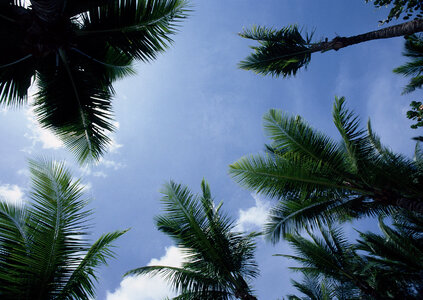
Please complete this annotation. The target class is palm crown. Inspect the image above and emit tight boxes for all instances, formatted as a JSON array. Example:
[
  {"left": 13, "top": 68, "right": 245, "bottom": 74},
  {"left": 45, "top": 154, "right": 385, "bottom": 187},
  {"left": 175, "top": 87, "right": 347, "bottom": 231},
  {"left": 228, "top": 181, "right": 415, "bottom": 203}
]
[
  {"left": 239, "top": 18, "right": 423, "bottom": 77},
  {"left": 230, "top": 97, "right": 423, "bottom": 242},
  {"left": 0, "top": 158, "right": 127, "bottom": 299},
  {"left": 0, "top": 0, "right": 188, "bottom": 163},
  {"left": 126, "top": 180, "right": 259, "bottom": 300}
]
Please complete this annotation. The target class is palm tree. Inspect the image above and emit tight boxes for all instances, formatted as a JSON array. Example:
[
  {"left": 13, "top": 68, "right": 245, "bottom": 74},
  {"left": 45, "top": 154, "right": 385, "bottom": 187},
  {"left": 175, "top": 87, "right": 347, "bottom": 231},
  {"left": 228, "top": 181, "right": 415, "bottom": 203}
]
[
  {"left": 239, "top": 18, "right": 423, "bottom": 77},
  {"left": 229, "top": 97, "right": 423, "bottom": 241},
  {"left": 126, "top": 180, "right": 259, "bottom": 300},
  {"left": 0, "top": 158, "right": 127, "bottom": 299},
  {"left": 0, "top": 0, "right": 188, "bottom": 163}
]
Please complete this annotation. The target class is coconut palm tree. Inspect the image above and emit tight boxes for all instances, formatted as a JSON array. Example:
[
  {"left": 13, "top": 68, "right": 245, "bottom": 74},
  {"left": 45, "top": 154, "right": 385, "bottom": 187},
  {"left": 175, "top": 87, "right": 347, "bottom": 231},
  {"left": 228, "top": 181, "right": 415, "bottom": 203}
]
[
  {"left": 126, "top": 180, "right": 259, "bottom": 300},
  {"left": 0, "top": 0, "right": 188, "bottom": 163},
  {"left": 239, "top": 18, "right": 423, "bottom": 77},
  {"left": 0, "top": 158, "right": 127, "bottom": 299},
  {"left": 229, "top": 97, "right": 423, "bottom": 241}
]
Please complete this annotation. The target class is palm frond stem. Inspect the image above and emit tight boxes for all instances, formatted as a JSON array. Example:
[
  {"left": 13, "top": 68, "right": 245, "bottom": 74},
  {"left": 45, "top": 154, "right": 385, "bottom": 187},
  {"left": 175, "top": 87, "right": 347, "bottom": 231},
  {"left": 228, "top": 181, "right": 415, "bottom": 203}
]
[
  {"left": 0, "top": 54, "right": 33, "bottom": 69},
  {"left": 0, "top": 14, "right": 17, "bottom": 23},
  {"left": 58, "top": 48, "right": 93, "bottom": 155},
  {"left": 71, "top": 47, "right": 130, "bottom": 69}
]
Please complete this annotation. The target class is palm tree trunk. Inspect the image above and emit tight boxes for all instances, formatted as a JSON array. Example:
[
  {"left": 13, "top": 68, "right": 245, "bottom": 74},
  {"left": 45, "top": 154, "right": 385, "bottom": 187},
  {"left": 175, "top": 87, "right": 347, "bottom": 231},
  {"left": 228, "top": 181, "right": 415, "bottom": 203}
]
[{"left": 310, "top": 18, "right": 423, "bottom": 52}]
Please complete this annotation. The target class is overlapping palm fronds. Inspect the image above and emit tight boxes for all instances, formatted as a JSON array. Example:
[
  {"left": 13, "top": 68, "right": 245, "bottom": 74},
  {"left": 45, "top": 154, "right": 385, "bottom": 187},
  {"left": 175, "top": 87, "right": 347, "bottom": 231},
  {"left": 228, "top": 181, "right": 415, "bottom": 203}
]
[
  {"left": 0, "top": 158, "right": 127, "bottom": 299},
  {"left": 230, "top": 97, "right": 423, "bottom": 241},
  {"left": 126, "top": 180, "right": 259, "bottom": 300},
  {"left": 0, "top": 0, "right": 189, "bottom": 163}
]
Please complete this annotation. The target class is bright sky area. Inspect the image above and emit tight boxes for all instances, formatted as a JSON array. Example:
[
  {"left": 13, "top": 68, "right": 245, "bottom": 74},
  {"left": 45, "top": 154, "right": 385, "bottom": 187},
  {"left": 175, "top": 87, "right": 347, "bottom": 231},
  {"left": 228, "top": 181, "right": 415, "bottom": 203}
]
[{"left": 0, "top": 1, "right": 422, "bottom": 299}]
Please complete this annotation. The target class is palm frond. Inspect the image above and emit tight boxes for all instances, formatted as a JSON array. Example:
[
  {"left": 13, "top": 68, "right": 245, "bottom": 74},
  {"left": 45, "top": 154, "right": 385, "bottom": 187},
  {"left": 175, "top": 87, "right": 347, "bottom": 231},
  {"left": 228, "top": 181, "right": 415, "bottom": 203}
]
[
  {"left": 127, "top": 180, "right": 258, "bottom": 299},
  {"left": 229, "top": 153, "right": 354, "bottom": 200},
  {"left": 332, "top": 96, "right": 369, "bottom": 174},
  {"left": 35, "top": 49, "right": 116, "bottom": 163},
  {"left": 394, "top": 34, "right": 423, "bottom": 94},
  {"left": 239, "top": 25, "right": 313, "bottom": 77},
  {"left": 78, "top": 0, "right": 189, "bottom": 61},
  {"left": 264, "top": 191, "right": 367, "bottom": 243},
  {"left": 0, "top": 7, "right": 35, "bottom": 106},
  {"left": 264, "top": 108, "right": 346, "bottom": 173},
  {"left": 0, "top": 158, "right": 126, "bottom": 298},
  {"left": 59, "top": 229, "right": 129, "bottom": 299}
]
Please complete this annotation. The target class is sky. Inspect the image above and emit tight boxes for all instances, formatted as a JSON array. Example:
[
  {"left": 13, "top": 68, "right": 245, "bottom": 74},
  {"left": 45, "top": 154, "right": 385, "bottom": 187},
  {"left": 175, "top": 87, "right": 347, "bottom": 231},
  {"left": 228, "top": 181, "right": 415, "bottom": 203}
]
[{"left": 1, "top": 1, "right": 422, "bottom": 299}]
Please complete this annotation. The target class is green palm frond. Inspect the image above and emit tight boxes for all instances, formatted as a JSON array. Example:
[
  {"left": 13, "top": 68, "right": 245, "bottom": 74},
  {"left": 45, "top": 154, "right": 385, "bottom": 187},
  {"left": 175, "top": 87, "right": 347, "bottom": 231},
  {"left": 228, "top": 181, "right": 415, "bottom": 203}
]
[
  {"left": 277, "top": 226, "right": 381, "bottom": 299},
  {"left": 0, "top": 0, "right": 189, "bottom": 163},
  {"left": 59, "top": 229, "right": 129, "bottom": 299},
  {"left": 79, "top": 0, "right": 189, "bottom": 61},
  {"left": 264, "top": 109, "right": 346, "bottom": 173},
  {"left": 264, "top": 191, "right": 370, "bottom": 242},
  {"left": 394, "top": 34, "right": 423, "bottom": 94},
  {"left": 35, "top": 49, "right": 116, "bottom": 163},
  {"left": 332, "top": 97, "right": 370, "bottom": 174},
  {"left": 239, "top": 25, "right": 313, "bottom": 77},
  {"left": 126, "top": 179, "right": 258, "bottom": 299},
  {"left": 0, "top": 158, "right": 126, "bottom": 299},
  {"left": 230, "top": 97, "right": 423, "bottom": 236}
]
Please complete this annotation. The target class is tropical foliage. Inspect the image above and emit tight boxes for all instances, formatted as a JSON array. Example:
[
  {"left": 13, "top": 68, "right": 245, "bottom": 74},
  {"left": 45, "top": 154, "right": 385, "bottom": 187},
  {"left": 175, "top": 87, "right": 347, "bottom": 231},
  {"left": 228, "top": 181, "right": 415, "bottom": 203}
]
[
  {"left": 282, "top": 216, "right": 423, "bottom": 299},
  {"left": 366, "top": 0, "right": 423, "bottom": 23},
  {"left": 126, "top": 180, "right": 259, "bottom": 300},
  {"left": 239, "top": 19, "right": 423, "bottom": 77},
  {"left": 229, "top": 97, "right": 423, "bottom": 242},
  {"left": 394, "top": 34, "right": 423, "bottom": 94},
  {"left": 0, "top": 0, "right": 188, "bottom": 163},
  {"left": 0, "top": 158, "right": 127, "bottom": 299}
]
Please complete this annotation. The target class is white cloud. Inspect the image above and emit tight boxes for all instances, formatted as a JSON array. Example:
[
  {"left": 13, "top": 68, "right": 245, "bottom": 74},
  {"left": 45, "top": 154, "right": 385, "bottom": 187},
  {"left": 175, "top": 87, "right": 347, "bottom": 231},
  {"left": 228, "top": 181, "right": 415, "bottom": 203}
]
[
  {"left": 93, "top": 171, "right": 107, "bottom": 178},
  {"left": 23, "top": 107, "right": 63, "bottom": 151},
  {"left": 235, "top": 194, "right": 271, "bottom": 232},
  {"left": 98, "top": 158, "right": 125, "bottom": 170},
  {"left": 108, "top": 137, "right": 123, "bottom": 153},
  {"left": 107, "top": 246, "right": 185, "bottom": 300},
  {"left": 0, "top": 184, "right": 25, "bottom": 205}
]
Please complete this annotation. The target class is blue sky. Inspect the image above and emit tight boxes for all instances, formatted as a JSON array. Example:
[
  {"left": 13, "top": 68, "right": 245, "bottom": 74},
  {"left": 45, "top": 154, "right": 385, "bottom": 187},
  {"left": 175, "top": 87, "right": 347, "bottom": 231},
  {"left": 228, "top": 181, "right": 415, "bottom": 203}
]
[{"left": 0, "top": 1, "right": 422, "bottom": 299}]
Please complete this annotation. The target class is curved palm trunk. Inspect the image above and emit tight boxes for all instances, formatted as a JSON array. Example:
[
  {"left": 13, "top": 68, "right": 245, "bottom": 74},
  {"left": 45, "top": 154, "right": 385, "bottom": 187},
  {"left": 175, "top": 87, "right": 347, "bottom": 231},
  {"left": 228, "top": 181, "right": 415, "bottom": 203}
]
[{"left": 310, "top": 18, "right": 423, "bottom": 53}]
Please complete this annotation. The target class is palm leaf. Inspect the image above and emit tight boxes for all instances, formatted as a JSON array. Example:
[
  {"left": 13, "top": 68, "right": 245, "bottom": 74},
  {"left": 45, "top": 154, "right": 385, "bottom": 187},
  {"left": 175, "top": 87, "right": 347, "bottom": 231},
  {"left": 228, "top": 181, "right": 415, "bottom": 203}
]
[
  {"left": 78, "top": 0, "right": 189, "bottom": 61},
  {"left": 59, "top": 229, "right": 129, "bottom": 300},
  {"left": 34, "top": 49, "right": 116, "bottom": 163},
  {"left": 239, "top": 25, "right": 313, "bottom": 77}
]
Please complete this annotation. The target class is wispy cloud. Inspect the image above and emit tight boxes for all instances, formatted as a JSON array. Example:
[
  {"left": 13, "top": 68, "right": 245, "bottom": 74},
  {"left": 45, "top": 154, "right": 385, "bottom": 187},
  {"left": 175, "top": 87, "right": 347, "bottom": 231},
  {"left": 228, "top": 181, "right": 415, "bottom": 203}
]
[
  {"left": 0, "top": 184, "right": 25, "bottom": 205},
  {"left": 235, "top": 194, "right": 271, "bottom": 232},
  {"left": 23, "top": 107, "right": 63, "bottom": 152},
  {"left": 107, "top": 246, "right": 184, "bottom": 300},
  {"left": 98, "top": 158, "right": 125, "bottom": 170}
]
